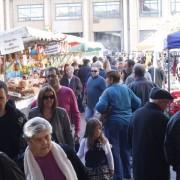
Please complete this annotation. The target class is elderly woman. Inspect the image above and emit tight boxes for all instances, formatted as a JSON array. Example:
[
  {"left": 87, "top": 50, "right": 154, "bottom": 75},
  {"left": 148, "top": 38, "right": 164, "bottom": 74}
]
[
  {"left": 28, "top": 85, "right": 74, "bottom": 148},
  {"left": 23, "top": 117, "right": 78, "bottom": 180}
]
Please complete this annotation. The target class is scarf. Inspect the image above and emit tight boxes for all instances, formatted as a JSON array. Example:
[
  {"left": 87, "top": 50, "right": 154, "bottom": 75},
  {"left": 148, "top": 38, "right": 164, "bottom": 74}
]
[{"left": 24, "top": 141, "right": 78, "bottom": 180}]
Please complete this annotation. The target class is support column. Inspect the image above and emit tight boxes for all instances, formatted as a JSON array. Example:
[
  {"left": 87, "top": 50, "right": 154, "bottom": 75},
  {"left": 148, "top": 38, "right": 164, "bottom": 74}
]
[
  {"left": 122, "top": 0, "right": 129, "bottom": 53},
  {"left": 44, "top": 0, "right": 51, "bottom": 31},
  {"left": 0, "top": 0, "right": 5, "bottom": 31},
  {"left": 129, "top": 0, "right": 139, "bottom": 52},
  {"left": 162, "top": 0, "right": 171, "bottom": 18},
  {"left": 5, "top": 0, "right": 10, "bottom": 30},
  {"left": 82, "top": 0, "right": 90, "bottom": 40}
]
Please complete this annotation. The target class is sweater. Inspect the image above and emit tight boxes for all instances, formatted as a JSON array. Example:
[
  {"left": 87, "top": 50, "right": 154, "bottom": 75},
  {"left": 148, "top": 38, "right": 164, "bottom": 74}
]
[
  {"left": 96, "top": 83, "right": 141, "bottom": 125},
  {"left": 86, "top": 75, "right": 106, "bottom": 109}
]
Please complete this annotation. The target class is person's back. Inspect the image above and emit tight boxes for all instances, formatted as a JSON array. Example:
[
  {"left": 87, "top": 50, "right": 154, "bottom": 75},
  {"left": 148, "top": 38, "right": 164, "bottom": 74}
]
[
  {"left": 0, "top": 152, "right": 25, "bottom": 180},
  {"left": 128, "top": 64, "right": 155, "bottom": 106},
  {"left": 104, "top": 84, "right": 140, "bottom": 124},
  {"left": 148, "top": 67, "right": 165, "bottom": 88},
  {"left": 129, "top": 104, "right": 169, "bottom": 180},
  {"left": 95, "top": 71, "right": 141, "bottom": 180},
  {"left": 128, "top": 77, "right": 155, "bottom": 106},
  {"left": 165, "top": 111, "right": 180, "bottom": 179},
  {"left": 128, "top": 87, "right": 173, "bottom": 180},
  {"left": 78, "top": 63, "right": 91, "bottom": 86}
]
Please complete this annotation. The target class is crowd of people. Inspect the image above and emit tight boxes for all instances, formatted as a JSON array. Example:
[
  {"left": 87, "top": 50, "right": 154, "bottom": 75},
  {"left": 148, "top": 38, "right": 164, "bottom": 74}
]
[{"left": 0, "top": 55, "right": 179, "bottom": 180}]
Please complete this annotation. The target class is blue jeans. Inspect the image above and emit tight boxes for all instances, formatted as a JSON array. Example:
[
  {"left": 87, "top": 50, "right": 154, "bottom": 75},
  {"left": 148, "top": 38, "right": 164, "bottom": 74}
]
[
  {"left": 105, "top": 123, "right": 131, "bottom": 180},
  {"left": 85, "top": 106, "right": 95, "bottom": 121}
]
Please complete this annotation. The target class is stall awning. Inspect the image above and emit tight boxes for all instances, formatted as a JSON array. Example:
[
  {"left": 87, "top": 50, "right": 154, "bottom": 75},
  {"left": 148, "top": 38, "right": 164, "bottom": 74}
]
[{"left": 0, "top": 26, "right": 62, "bottom": 42}]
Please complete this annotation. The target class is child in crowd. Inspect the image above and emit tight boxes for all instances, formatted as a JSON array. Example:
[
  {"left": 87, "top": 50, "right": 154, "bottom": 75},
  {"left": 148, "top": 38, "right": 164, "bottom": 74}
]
[{"left": 77, "top": 118, "right": 114, "bottom": 180}]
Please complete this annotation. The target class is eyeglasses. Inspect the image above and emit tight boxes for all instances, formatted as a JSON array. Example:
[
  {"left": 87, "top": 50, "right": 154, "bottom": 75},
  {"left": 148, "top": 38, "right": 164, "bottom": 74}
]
[
  {"left": 91, "top": 70, "right": 98, "bottom": 72},
  {"left": 43, "top": 95, "right": 55, "bottom": 100}
]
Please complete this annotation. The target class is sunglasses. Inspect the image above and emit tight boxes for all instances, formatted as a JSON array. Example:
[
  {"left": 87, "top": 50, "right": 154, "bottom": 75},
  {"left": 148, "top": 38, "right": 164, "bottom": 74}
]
[
  {"left": 91, "top": 70, "right": 98, "bottom": 72},
  {"left": 43, "top": 95, "right": 55, "bottom": 100}
]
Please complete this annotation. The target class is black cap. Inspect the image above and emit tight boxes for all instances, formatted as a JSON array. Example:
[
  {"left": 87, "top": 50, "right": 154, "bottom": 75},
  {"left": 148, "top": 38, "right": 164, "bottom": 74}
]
[{"left": 150, "top": 87, "right": 174, "bottom": 100}]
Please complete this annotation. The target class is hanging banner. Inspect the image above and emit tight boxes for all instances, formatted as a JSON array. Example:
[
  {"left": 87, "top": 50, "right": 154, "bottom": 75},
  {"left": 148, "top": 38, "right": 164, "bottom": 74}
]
[{"left": 0, "top": 35, "right": 24, "bottom": 55}]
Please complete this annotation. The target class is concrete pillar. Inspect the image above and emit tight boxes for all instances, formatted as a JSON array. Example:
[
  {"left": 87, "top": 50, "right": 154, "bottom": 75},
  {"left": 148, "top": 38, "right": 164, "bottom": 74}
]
[
  {"left": 82, "top": 0, "right": 90, "bottom": 40},
  {"left": 5, "top": 0, "right": 10, "bottom": 30},
  {"left": 0, "top": 0, "right": 5, "bottom": 31},
  {"left": 44, "top": 0, "right": 51, "bottom": 31},
  {"left": 128, "top": 0, "right": 139, "bottom": 52},
  {"left": 122, "top": 0, "right": 129, "bottom": 53},
  {"left": 162, "top": 0, "right": 171, "bottom": 18}
]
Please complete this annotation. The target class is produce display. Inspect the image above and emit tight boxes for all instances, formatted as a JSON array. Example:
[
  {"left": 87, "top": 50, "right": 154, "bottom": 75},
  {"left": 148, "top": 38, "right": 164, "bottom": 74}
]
[{"left": 7, "top": 77, "right": 45, "bottom": 98}]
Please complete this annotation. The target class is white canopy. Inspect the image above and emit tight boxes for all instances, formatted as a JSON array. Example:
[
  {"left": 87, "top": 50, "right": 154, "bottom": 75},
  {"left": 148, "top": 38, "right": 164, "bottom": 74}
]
[{"left": 0, "top": 26, "right": 62, "bottom": 42}]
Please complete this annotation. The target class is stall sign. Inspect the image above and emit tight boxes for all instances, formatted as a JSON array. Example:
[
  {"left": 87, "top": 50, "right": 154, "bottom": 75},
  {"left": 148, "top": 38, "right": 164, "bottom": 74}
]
[
  {"left": 0, "top": 36, "right": 24, "bottom": 55},
  {"left": 44, "top": 43, "right": 60, "bottom": 55}
]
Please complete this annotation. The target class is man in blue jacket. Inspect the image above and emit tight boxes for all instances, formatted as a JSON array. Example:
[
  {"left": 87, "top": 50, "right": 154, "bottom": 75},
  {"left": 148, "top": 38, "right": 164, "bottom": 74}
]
[
  {"left": 96, "top": 71, "right": 141, "bottom": 180},
  {"left": 85, "top": 65, "right": 106, "bottom": 121}
]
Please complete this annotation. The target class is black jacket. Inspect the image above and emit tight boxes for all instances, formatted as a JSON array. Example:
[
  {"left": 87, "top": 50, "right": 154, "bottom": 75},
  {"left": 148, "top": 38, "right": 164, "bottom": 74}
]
[
  {"left": 60, "top": 75, "right": 83, "bottom": 98},
  {"left": 78, "top": 65, "right": 91, "bottom": 86},
  {"left": 128, "top": 77, "right": 156, "bottom": 106},
  {"left": 165, "top": 111, "right": 180, "bottom": 171},
  {"left": 128, "top": 102, "right": 170, "bottom": 180},
  {"left": 0, "top": 152, "right": 25, "bottom": 180},
  {"left": 0, "top": 100, "right": 27, "bottom": 160}
]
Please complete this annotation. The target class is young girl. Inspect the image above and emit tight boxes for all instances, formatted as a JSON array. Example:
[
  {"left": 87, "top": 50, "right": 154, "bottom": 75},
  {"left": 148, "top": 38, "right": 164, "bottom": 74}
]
[{"left": 77, "top": 118, "right": 114, "bottom": 180}]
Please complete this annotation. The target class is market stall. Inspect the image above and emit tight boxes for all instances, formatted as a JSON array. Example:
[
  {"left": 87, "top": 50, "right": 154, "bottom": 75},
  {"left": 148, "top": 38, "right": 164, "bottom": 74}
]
[
  {"left": 0, "top": 26, "right": 65, "bottom": 111},
  {"left": 164, "top": 31, "right": 180, "bottom": 114}
]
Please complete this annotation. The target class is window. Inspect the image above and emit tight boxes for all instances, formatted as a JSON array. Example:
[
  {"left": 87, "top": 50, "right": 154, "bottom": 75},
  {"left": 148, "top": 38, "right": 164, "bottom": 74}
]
[
  {"left": 139, "top": 0, "right": 161, "bottom": 16},
  {"left": 65, "top": 32, "right": 83, "bottom": 37},
  {"left": 17, "top": 4, "right": 44, "bottom": 21},
  {"left": 171, "top": 0, "right": 180, "bottom": 15},
  {"left": 94, "top": 31, "right": 121, "bottom": 51},
  {"left": 139, "top": 30, "right": 156, "bottom": 42},
  {"left": 55, "top": 3, "right": 82, "bottom": 20},
  {"left": 93, "top": 1, "right": 120, "bottom": 18}
]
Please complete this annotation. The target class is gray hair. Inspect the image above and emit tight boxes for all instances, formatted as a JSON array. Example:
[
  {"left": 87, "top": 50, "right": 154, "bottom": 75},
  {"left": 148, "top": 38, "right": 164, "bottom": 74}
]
[
  {"left": 133, "top": 63, "right": 145, "bottom": 77},
  {"left": 23, "top": 117, "right": 52, "bottom": 140},
  {"left": 93, "top": 60, "right": 103, "bottom": 70}
]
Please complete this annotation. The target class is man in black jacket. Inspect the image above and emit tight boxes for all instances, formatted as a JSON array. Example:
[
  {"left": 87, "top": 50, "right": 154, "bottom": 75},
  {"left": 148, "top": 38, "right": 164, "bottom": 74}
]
[
  {"left": 128, "top": 87, "right": 174, "bottom": 180},
  {"left": 0, "top": 81, "right": 27, "bottom": 162},
  {"left": 165, "top": 111, "right": 180, "bottom": 180},
  {"left": 0, "top": 152, "right": 25, "bottom": 180}
]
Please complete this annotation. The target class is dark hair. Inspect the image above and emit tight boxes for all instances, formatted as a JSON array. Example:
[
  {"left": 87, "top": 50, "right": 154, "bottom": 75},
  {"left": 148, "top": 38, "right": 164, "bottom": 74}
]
[
  {"left": 106, "top": 70, "right": 120, "bottom": 83},
  {"left": 0, "top": 81, "right": 8, "bottom": 96},
  {"left": 37, "top": 85, "right": 58, "bottom": 113},
  {"left": 84, "top": 118, "right": 106, "bottom": 149},
  {"left": 83, "top": 58, "right": 90, "bottom": 65},
  {"left": 126, "top": 59, "right": 135, "bottom": 67},
  {"left": 92, "top": 56, "right": 98, "bottom": 63},
  {"left": 133, "top": 63, "right": 145, "bottom": 77},
  {"left": 46, "top": 67, "right": 60, "bottom": 77}
]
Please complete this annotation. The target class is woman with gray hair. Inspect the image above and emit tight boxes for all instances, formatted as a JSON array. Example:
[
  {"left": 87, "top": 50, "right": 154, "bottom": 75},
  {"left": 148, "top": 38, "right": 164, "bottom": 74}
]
[{"left": 23, "top": 117, "right": 78, "bottom": 180}]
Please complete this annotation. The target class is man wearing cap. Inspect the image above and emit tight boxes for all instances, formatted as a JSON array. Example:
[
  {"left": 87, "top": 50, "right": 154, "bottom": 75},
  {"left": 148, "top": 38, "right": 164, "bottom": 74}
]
[
  {"left": 165, "top": 111, "right": 180, "bottom": 180},
  {"left": 128, "top": 87, "right": 173, "bottom": 180}
]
